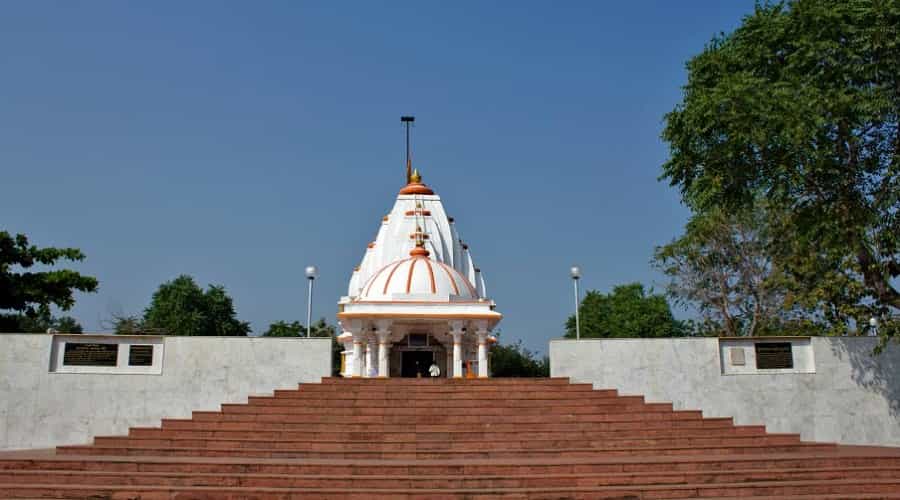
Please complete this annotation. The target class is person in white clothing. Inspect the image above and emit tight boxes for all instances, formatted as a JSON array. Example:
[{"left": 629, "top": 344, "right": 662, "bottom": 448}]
[{"left": 428, "top": 362, "right": 441, "bottom": 377}]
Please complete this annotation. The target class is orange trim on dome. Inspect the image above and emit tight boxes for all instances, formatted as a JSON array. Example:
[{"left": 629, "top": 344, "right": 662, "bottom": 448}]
[
  {"left": 367, "top": 242, "right": 376, "bottom": 249},
  {"left": 409, "top": 246, "right": 430, "bottom": 258},
  {"left": 404, "top": 210, "right": 431, "bottom": 216},
  {"left": 364, "top": 261, "right": 395, "bottom": 297},
  {"left": 399, "top": 183, "right": 435, "bottom": 195},
  {"left": 382, "top": 259, "right": 408, "bottom": 295},
  {"left": 436, "top": 261, "right": 460, "bottom": 295},
  {"left": 405, "top": 258, "right": 418, "bottom": 293},
  {"left": 425, "top": 259, "right": 436, "bottom": 293}
]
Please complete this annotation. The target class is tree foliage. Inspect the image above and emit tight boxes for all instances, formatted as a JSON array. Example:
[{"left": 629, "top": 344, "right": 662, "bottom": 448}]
[
  {"left": 0, "top": 231, "right": 97, "bottom": 332},
  {"left": 565, "top": 283, "right": 688, "bottom": 338},
  {"left": 263, "top": 318, "right": 335, "bottom": 338},
  {"left": 137, "top": 275, "right": 250, "bottom": 336},
  {"left": 490, "top": 339, "right": 550, "bottom": 377},
  {"left": 8, "top": 314, "right": 83, "bottom": 334},
  {"left": 661, "top": 0, "right": 900, "bottom": 341},
  {"left": 654, "top": 203, "right": 818, "bottom": 336}
]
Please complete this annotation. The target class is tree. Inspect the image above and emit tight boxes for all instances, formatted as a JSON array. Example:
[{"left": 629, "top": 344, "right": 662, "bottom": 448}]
[
  {"left": 141, "top": 275, "right": 250, "bottom": 336},
  {"left": 262, "top": 319, "right": 336, "bottom": 338},
  {"left": 0, "top": 231, "right": 97, "bottom": 332},
  {"left": 565, "top": 283, "right": 688, "bottom": 338},
  {"left": 661, "top": 1, "right": 900, "bottom": 341},
  {"left": 654, "top": 204, "right": 816, "bottom": 336},
  {"left": 490, "top": 339, "right": 550, "bottom": 377},
  {"left": 263, "top": 318, "right": 342, "bottom": 375},
  {"left": 13, "top": 314, "right": 83, "bottom": 334}
]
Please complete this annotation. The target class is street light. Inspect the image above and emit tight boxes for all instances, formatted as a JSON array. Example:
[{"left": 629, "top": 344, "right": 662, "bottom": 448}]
[
  {"left": 305, "top": 265, "right": 318, "bottom": 338},
  {"left": 869, "top": 316, "right": 878, "bottom": 337},
  {"left": 570, "top": 265, "right": 581, "bottom": 340}
]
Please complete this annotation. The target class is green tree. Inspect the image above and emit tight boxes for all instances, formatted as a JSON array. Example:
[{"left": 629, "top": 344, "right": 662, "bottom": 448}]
[
  {"left": 263, "top": 318, "right": 342, "bottom": 375},
  {"left": 565, "top": 283, "right": 688, "bottom": 338},
  {"left": 142, "top": 275, "right": 250, "bottom": 336},
  {"left": 262, "top": 318, "right": 336, "bottom": 338},
  {"left": 13, "top": 314, "right": 83, "bottom": 334},
  {"left": 0, "top": 231, "right": 97, "bottom": 332},
  {"left": 654, "top": 204, "right": 817, "bottom": 336},
  {"left": 490, "top": 339, "right": 550, "bottom": 377},
  {"left": 661, "top": 0, "right": 900, "bottom": 341}
]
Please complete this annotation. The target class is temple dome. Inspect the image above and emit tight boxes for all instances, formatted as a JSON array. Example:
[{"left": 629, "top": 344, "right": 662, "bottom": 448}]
[{"left": 357, "top": 250, "right": 478, "bottom": 302}]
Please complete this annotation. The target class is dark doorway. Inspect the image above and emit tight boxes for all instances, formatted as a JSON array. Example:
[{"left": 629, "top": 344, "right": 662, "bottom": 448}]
[{"left": 401, "top": 351, "right": 434, "bottom": 378}]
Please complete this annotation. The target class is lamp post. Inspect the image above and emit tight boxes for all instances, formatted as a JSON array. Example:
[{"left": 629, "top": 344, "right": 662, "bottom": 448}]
[
  {"left": 869, "top": 316, "right": 878, "bottom": 337},
  {"left": 570, "top": 265, "right": 581, "bottom": 340},
  {"left": 305, "top": 265, "right": 318, "bottom": 337}
]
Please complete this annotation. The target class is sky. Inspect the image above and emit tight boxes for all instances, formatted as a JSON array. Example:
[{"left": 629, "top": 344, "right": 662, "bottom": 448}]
[{"left": 1, "top": 1, "right": 757, "bottom": 352}]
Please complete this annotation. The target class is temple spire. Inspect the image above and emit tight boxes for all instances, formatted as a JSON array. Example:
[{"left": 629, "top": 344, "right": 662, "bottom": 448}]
[{"left": 401, "top": 116, "right": 415, "bottom": 183}]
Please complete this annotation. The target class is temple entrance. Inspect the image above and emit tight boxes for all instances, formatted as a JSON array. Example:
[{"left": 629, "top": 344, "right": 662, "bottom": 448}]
[{"left": 400, "top": 350, "right": 433, "bottom": 378}]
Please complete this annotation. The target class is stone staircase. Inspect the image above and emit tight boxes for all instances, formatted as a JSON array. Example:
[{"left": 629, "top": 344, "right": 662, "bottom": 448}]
[{"left": 1, "top": 377, "right": 899, "bottom": 498}]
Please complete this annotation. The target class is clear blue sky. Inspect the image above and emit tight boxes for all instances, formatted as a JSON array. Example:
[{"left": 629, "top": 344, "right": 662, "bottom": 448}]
[{"left": 1, "top": 1, "right": 755, "bottom": 351}]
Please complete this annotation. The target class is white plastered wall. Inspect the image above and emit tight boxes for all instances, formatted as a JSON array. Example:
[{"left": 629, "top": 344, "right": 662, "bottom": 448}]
[
  {"left": 550, "top": 337, "right": 900, "bottom": 447},
  {"left": 0, "top": 334, "right": 331, "bottom": 450}
]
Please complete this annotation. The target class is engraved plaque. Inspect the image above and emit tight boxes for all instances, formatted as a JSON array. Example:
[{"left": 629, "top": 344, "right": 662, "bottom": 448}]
[
  {"left": 755, "top": 342, "right": 793, "bottom": 369},
  {"left": 128, "top": 345, "right": 154, "bottom": 366},
  {"left": 730, "top": 347, "right": 746, "bottom": 366},
  {"left": 63, "top": 343, "right": 118, "bottom": 366}
]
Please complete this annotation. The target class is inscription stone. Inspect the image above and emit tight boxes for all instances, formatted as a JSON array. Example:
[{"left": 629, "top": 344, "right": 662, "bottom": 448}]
[
  {"left": 63, "top": 343, "right": 118, "bottom": 366},
  {"left": 128, "top": 345, "right": 154, "bottom": 366}
]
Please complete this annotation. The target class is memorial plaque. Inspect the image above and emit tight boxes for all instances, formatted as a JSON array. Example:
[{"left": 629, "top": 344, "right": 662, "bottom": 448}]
[
  {"left": 128, "top": 345, "right": 154, "bottom": 366},
  {"left": 63, "top": 342, "right": 118, "bottom": 366},
  {"left": 755, "top": 342, "right": 793, "bottom": 369}
]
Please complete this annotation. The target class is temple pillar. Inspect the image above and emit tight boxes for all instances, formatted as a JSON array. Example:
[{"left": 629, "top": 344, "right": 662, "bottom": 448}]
[
  {"left": 450, "top": 320, "right": 464, "bottom": 378},
  {"left": 364, "top": 336, "right": 376, "bottom": 378},
  {"left": 352, "top": 337, "right": 364, "bottom": 377},
  {"left": 476, "top": 328, "right": 489, "bottom": 378},
  {"left": 375, "top": 320, "right": 392, "bottom": 377}
]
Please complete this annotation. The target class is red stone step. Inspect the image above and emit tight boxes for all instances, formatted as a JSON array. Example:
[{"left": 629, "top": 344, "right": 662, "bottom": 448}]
[
  {"left": 252, "top": 395, "right": 633, "bottom": 407},
  {"left": 1, "top": 465, "right": 898, "bottom": 489},
  {"left": 162, "top": 411, "right": 708, "bottom": 427},
  {"left": 5, "top": 453, "right": 900, "bottom": 476},
  {"left": 92, "top": 433, "right": 803, "bottom": 452},
  {"left": 151, "top": 417, "right": 740, "bottom": 433},
  {"left": 2, "top": 478, "right": 899, "bottom": 499},
  {"left": 212, "top": 402, "right": 675, "bottom": 417},
  {"left": 56, "top": 442, "right": 834, "bottom": 459},
  {"left": 126, "top": 424, "right": 769, "bottom": 441}
]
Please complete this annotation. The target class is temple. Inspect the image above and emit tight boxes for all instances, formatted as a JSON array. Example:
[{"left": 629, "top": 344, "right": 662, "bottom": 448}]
[{"left": 336, "top": 157, "right": 501, "bottom": 378}]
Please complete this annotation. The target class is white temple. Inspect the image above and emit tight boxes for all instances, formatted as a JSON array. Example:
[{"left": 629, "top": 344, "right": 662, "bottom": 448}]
[{"left": 336, "top": 152, "right": 501, "bottom": 378}]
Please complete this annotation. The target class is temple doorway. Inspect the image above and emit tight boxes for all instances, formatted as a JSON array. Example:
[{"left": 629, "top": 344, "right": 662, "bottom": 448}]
[{"left": 400, "top": 350, "right": 433, "bottom": 378}]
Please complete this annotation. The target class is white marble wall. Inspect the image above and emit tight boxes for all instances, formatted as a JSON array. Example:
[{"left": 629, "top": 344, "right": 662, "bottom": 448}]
[
  {"left": 550, "top": 337, "right": 900, "bottom": 447},
  {"left": 0, "top": 335, "right": 331, "bottom": 450}
]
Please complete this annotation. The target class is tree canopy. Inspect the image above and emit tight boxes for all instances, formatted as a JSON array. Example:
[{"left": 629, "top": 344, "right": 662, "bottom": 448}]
[
  {"left": 565, "top": 283, "right": 688, "bottom": 338},
  {"left": 654, "top": 203, "right": 819, "bottom": 336},
  {"left": 263, "top": 318, "right": 336, "bottom": 338},
  {"left": 490, "top": 339, "right": 550, "bottom": 377},
  {"left": 661, "top": 0, "right": 900, "bottom": 340},
  {"left": 129, "top": 275, "right": 250, "bottom": 336},
  {"left": 0, "top": 231, "right": 97, "bottom": 332}
]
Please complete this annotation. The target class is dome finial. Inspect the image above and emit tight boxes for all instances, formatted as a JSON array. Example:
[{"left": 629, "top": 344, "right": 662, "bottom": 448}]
[
  {"left": 409, "top": 226, "right": 430, "bottom": 258},
  {"left": 410, "top": 168, "right": 422, "bottom": 184}
]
